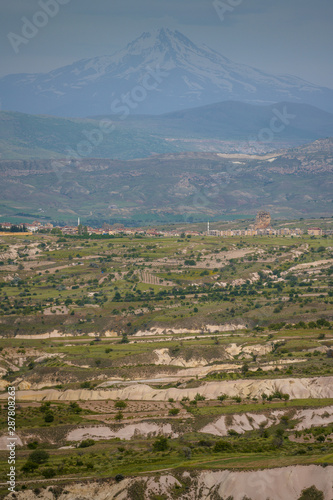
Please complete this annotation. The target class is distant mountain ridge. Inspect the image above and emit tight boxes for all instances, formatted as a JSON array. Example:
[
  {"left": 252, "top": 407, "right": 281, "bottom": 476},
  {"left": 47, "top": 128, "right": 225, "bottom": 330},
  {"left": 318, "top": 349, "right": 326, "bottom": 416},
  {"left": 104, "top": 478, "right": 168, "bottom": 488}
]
[
  {"left": 1, "top": 101, "right": 333, "bottom": 160},
  {"left": 112, "top": 101, "right": 333, "bottom": 141},
  {"left": 0, "top": 110, "right": 181, "bottom": 160},
  {"left": 1, "top": 28, "right": 333, "bottom": 116}
]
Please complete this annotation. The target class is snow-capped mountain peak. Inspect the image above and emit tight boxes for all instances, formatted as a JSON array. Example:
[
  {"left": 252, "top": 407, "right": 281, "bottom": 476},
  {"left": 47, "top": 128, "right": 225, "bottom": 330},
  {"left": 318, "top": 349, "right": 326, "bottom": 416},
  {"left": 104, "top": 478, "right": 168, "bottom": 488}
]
[{"left": 0, "top": 28, "right": 332, "bottom": 116}]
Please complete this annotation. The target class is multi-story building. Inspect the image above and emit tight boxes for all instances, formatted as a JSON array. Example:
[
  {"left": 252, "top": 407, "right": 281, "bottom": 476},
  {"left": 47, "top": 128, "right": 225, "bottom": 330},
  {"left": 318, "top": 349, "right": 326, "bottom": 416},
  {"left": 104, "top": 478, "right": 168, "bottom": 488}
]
[{"left": 308, "top": 227, "right": 323, "bottom": 236}]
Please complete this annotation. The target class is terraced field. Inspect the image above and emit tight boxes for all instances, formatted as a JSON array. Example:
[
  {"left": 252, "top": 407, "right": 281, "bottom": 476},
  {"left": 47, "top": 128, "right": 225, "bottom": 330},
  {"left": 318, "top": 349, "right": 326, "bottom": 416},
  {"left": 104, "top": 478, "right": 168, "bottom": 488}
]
[{"left": 0, "top": 227, "right": 332, "bottom": 499}]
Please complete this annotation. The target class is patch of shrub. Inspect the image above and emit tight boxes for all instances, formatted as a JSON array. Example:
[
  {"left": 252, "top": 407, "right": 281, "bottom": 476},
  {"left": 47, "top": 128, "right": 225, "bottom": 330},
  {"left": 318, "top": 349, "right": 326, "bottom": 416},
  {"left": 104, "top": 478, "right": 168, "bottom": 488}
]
[
  {"left": 153, "top": 436, "right": 169, "bottom": 452},
  {"left": 115, "top": 400, "right": 127, "bottom": 409},
  {"left": 214, "top": 440, "right": 232, "bottom": 452},
  {"left": 44, "top": 412, "right": 54, "bottom": 423},
  {"left": 78, "top": 439, "right": 95, "bottom": 448},
  {"left": 22, "top": 461, "right": 39, "bottom": 473},
  {"left": 27, "top": 441, "right": 38, "bottom": 449},
  {"left": 28, "top": 450, "right": 49, "bottom": 464},
  {"left": 194, "top": 393, "right": 205, "bottom": 401},
  {"left": 69, "top": 402, "right": 82, "bottom": 413},
  {"left": 42, "top": 467, "right": 56, "bottom": 479},
  {"left": 80, "top": 381, "right": 91, "bottom": 388},
  {"left": 297, "top": 485, "right": 324, "bottom": 500}
]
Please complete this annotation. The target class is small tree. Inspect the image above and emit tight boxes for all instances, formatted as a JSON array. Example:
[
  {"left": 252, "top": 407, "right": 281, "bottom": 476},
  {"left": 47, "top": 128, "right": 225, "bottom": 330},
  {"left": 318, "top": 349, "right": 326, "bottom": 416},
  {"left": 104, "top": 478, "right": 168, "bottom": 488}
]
[
  {"left": 297, "top": 485, "right": 324, "bottom": 500},
  {"left": 78, "top": 439, "right": 95, "bottom": 448},
  {"left": 194, "top": 393, "right": 205, "bottom": 401},
  {"left": 241, "top": 362, "right": 249, "bottom": 375},
  {"left": 27, "top": 441, "right": 38, "bottom": 449},
  {"left": 40, "top": 402, "right": 51, "bottom": 413},
  {"left": 44, "top": 412, "right": 54, "bottom": 423},
  {"left": 115, "top": 401, "right": 127, "bottom": 409},
  {"left": 22, "top": 461, "right": 39, "bottom": 473},
  {"left": 42, "top": 467, "right": 56, "bottom": 479},
  {"left": 153, "top": 436, "right": 169, "bottom": 452},
  {"left": 120, "top": 333, "right": 129, "bottom": 344},
  {"left": 69, "top": 402, "right": 82, "bottom": 413},
  {"left": 273, "top": 428, "right": 284, "bottom": 448},
  {"left": 28, "top": 450, "right": 49, "bottom": 464}
]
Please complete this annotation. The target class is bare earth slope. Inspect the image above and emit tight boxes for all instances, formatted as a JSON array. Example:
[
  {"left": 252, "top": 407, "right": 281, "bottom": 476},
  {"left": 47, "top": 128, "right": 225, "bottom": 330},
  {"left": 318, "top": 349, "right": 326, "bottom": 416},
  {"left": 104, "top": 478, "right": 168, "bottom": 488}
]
[
  {"left": 6, "top": 466, "right": 333, "bottom": 500},
  {"left": 3, "top": 377, "right": 332, "bottom": 402}
]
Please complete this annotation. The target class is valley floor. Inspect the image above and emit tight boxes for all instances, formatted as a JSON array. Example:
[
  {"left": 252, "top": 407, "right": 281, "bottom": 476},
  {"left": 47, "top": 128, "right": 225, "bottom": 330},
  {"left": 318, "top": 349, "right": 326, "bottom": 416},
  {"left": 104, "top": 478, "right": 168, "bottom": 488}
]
[{"left": 0, "top": 228, "right": 332, "bottom": 499}]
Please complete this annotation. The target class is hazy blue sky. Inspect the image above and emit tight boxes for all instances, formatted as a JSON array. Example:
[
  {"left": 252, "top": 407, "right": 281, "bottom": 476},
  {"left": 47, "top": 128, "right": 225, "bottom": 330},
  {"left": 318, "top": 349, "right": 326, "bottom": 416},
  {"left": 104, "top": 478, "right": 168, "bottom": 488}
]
[{"left": 1, "top": 0, "right": 333, "bottom": 88}]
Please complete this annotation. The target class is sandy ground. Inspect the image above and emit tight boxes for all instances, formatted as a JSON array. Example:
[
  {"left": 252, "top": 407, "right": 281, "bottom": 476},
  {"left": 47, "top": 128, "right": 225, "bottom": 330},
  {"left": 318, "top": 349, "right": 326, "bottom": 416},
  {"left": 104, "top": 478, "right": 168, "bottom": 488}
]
[
  {"left": 288, "top": 258, "right": 333, "bottom": 272},
  {"left": 197, "top": 466, "right": 333, "bottom": 500},
  {"left": 202, "top": 405, "right": 333, "bottom": 436},
  {"left": 3, "top": 376, "right": 332, "bottom": 402},
  {"left": 217, "top": 152, "right": 283, "bottom": 160},
  {"left": 201, "top": 406, "right": 333, "bottom": 437},
  {"left": 0, "top": 243, "right": 39, "bottom": 262},
  {"left": 66, "top": 423, "right": 177, "bottom": 442},
  {"left": 135, "top": 324, "right": 246, "bottom": 336},
  {"left": 225, "top": 343, "right": 272, "bottom": 357},
  {"left": 201, "top": 410, "right": 283, "bottom": 436},
  {"left": 294, "top": 405, "right": 333, "bottom": 430},
  {"left": 97, "top": 360, "right": 304, "bottom": 388},
  {"left": 0, "top": 330, "right": 76, "bottom": 340},
  {"left": 37, "top": 262, "right": 86, "bottom": 275},
  {"left": 152, "top": 348, "right": 216, "bottom": 367},
  {"left": 43, "top": 306, "right": 69, "bottom": 315},
  {"left": 0, "top": 433, "right": 22, "bottom": 450}
]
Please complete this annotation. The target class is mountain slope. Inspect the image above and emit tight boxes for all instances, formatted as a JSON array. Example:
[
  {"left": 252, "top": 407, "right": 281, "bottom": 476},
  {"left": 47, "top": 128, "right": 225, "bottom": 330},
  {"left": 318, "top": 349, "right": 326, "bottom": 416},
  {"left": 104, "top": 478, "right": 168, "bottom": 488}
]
[
  {"left": 0, "top": 139, "right": 332, "bottom": 224},
  {"left": 1, "top": 28, "right": 333, "bottom": 116},
  {"left": 112, "top": 101, "right": 333, "bottom": 140},
  {"left": 0, "top": 111, "right": 181, "bottom": 160},
  {"left": 1, "top": 102, "right": 333, "bottom": 160}
]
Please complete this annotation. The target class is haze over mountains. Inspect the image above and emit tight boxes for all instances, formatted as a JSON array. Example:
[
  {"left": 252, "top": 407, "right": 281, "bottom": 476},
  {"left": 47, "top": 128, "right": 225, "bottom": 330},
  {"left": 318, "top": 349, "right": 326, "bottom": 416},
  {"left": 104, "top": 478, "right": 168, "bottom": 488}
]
[
  {"left": 1, "top": 102, "right": 333, "bottom": 160},
  {"left": 1, "top": 28, "right": 333, "bottom": 117},
  {"left": 111, "top": 101, "right": 333, "bottom": 144},
  {"left": 1, "top": 28, "right": 333, "bottom": 224},
  {"left": 1, "top": 139, "right": 332, "bottom": 225}
]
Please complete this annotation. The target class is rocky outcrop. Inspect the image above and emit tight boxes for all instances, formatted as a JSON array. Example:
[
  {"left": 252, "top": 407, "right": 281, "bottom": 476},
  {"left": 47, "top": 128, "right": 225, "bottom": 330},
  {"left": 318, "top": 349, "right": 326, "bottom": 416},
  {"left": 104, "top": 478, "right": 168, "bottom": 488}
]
[
  {"left": 200, "top": 405, "right": 333, "bottom": 436},
  {"left": 5, "top": 466, "right": 332, "bottom": 499},
  {"left": 255, "top": 210, "right": 271, "bottom": 229},
  {"left": 2, "top": 376, "right": 332, "bottom": 402},
  {"left": 66, "top": 423, "right": 177, "bottom": 442}
]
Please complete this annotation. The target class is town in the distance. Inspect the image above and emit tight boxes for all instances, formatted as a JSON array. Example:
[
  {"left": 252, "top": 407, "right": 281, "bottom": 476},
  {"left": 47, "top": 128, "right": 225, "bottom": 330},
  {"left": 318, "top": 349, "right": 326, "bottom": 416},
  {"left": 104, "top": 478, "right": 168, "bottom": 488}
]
[{"left": 0, "top": 211, "right": 331, "bottom": 237}]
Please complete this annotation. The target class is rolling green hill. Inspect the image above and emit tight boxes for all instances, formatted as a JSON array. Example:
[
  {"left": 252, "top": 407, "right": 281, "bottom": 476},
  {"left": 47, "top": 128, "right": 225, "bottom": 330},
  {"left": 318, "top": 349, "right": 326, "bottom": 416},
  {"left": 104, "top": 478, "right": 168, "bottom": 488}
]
[{"left": 0, "top": 111, "right": 181, "bottom": 160}]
